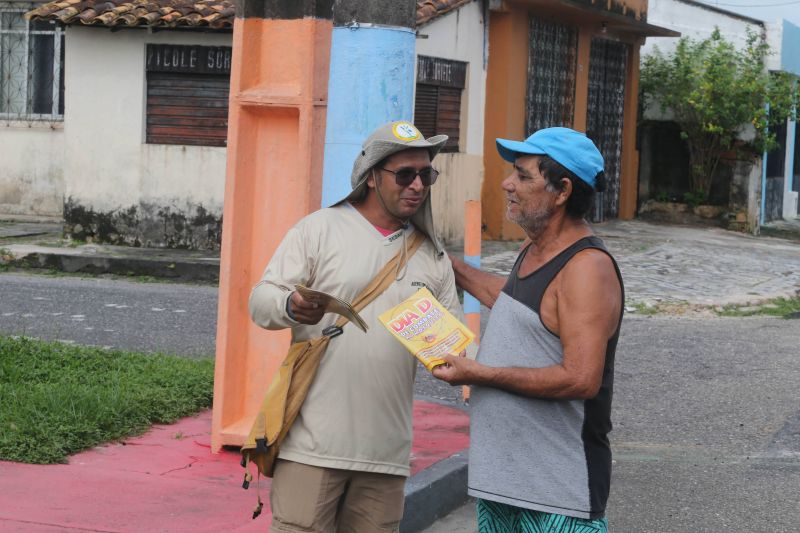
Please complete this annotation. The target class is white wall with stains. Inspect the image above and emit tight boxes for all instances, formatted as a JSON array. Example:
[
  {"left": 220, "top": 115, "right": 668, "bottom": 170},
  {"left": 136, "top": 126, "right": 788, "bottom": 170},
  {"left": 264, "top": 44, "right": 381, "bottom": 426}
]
[
  {"left": 0, "top": 124, "right": 65, "bottom": 218},
  {"left": 63, "top": 27, "right": 230, "bottom": 246},
  {"left": 415, "top": 1, "right": 486, "bottom": 245}
]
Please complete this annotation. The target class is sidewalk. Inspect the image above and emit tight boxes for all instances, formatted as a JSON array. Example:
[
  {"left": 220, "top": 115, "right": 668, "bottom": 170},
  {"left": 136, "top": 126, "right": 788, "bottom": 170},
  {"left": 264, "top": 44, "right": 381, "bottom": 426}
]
[
  {"left": 1, "top": 217, "right": 799, "bottom": 532},
  {"left": 0, "top": 402, "right": 468, "bottom": 532}
]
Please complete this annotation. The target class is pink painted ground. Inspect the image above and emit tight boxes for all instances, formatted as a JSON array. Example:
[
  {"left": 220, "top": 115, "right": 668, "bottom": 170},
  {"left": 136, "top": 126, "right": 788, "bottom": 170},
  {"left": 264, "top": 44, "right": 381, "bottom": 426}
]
[{"left": 0, "top": 401, "right": 468, "bottom": 532}]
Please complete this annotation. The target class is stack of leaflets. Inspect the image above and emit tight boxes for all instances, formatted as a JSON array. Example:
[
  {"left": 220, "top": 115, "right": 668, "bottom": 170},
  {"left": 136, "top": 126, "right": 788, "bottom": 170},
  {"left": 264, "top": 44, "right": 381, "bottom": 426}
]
[
  {"left": 294, "top": 285, "right": 369, "bottom": 332},
  {"left": 379, "top": 288, "right": 475, "bottom": 371}
]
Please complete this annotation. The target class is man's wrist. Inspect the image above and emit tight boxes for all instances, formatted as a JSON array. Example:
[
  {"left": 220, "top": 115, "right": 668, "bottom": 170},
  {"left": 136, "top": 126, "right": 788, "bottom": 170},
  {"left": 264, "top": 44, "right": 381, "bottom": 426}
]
[{"left": 285, "top": 292, "right": 297, "bottom": 320}]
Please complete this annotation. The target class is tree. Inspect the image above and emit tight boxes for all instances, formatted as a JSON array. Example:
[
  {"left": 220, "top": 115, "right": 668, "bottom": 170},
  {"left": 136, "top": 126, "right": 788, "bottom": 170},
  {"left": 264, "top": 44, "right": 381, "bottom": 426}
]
[{"left": 640, "top": 28, "right": 797, "bottom": 203}]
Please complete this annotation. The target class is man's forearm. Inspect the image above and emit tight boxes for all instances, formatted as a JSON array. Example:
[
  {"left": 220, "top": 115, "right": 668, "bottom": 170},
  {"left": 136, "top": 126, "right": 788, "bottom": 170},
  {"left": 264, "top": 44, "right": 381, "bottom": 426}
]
[
  {"left": 434, "top": 353, "right": 601, "bottom": 400},
  {"left": 474, "top": 363, "right": 601, "bottom": 400},
  {"left": 449, "top": 255, "right": 505, "bottom": 309}
]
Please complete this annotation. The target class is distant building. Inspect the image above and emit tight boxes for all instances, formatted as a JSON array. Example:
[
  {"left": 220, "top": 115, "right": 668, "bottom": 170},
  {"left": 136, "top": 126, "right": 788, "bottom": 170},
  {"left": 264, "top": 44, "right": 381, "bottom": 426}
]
[{"left": 641, "top": 0, "right": 799, "bottom": 229}]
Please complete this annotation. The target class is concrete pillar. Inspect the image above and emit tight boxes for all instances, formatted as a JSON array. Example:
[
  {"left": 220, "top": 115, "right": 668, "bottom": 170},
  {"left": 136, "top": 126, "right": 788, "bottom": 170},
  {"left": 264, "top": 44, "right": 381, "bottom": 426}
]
[
  {"left": 619, "top": 42, "right": 641, "bottom": 220},
  {"left": 212, "top": 0, "right": 334, "bottom": 451},
  {"left": 572, "top": 28, "right": 591, "bottom": 133},
  {"left": 320, "top": 0, "right": 418, "bottom": 207}
]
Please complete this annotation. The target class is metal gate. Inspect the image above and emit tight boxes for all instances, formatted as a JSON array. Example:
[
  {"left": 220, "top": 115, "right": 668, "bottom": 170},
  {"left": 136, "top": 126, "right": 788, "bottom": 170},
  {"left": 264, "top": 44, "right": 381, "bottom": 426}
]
[
  {"left": 587, "top": 37, "right": 628, "bottom": 222},
  {"left": 764, "top": 121, "right": 788, "bottom": 222},
  {"left": 526, "top": 16, "right": 577, "bottom": 135}
]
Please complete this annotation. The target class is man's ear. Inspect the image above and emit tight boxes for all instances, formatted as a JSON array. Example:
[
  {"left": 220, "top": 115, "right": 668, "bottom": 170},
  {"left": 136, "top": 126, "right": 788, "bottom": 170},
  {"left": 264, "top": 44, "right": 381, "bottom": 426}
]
[
  {"left": 366, "top": 169, "right": 377, "bottom": 189},
  {"left": 555, "top": 177, "right": 572, "bottom": 206}
]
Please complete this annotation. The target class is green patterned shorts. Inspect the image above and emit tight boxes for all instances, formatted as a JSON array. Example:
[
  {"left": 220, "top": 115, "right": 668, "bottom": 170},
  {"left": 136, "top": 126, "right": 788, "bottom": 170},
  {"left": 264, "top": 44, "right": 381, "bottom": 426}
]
[{"left": 476, "top": 499, "right": 608, "bottom": 533}]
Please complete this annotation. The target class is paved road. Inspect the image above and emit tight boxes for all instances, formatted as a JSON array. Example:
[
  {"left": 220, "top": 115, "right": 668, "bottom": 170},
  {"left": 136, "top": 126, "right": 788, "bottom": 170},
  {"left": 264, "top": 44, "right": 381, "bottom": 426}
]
[
  {"left": 4, "top": 274, "right": 800, "bottom": 531},
  {"left": 0, "top": 272, "right": 461, "bottom": 401},
  {"left": 0, "top": 272, "right": 218, "bottom": 357},
  {"left": 423, "top": 314, "right": 800, "bottom": 532}
]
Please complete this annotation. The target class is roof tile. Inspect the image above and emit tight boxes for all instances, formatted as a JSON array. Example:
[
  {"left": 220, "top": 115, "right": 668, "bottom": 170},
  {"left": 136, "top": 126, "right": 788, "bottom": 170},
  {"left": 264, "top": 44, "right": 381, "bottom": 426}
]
[
  {"left": 26, "top": 0, "right": 474, "bottom": 30},
  {"left": 25, "top": 0, "right": 236, "bottom": 29},
  {"left": 416, "top": 0, "right": 474, "bottom": 27}
]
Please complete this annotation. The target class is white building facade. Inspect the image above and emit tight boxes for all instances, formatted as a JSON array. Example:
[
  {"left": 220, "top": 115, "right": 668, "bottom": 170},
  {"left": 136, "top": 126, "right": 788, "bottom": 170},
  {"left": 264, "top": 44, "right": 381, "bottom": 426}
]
[{"left": 0, "top": 0, "right": 486, "bottom": 248}]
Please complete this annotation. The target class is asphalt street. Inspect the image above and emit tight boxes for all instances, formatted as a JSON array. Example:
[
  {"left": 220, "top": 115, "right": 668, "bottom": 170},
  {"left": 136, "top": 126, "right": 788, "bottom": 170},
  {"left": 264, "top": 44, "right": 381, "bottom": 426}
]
[
  {"left": 424, "top": 314, "right": 800, "bottom": 532},
  {"left": 0, "top": 271, "right": 462, "bottom": 401},
  {"left": 0, "top": 272, "right": 218, "bottom": 357},
  {"left": 4, "top": 272, "right": 799, "bottom": 531}
]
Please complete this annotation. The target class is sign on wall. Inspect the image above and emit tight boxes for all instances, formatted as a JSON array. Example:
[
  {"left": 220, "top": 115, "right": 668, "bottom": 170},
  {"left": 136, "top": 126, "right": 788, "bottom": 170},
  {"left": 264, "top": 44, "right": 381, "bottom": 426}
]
[{"left": 146, "top": 44, "right": 232, "bottom": 75}]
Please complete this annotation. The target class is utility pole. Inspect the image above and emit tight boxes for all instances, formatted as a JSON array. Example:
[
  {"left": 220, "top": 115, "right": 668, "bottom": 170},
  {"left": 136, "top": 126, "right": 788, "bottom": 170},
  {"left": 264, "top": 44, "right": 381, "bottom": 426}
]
[
  {"left": 321, "top": 0, "right": 418, "bottom": 206},
  {"left": 212, "top": 0, "right": 418, "bottom": 451}
]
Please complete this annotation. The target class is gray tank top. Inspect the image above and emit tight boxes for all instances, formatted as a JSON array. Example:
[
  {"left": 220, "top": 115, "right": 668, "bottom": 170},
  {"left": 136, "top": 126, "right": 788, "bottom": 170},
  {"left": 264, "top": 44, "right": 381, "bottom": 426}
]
[{"left": 468, "top": 236, "right": 623, "bottom": 520}]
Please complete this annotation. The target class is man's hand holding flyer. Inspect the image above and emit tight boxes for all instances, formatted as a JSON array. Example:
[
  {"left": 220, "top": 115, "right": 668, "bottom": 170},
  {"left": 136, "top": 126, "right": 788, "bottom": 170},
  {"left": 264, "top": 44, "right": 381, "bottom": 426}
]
[
  {"left": 294, "top": 284, "right": 369, "bottom": 332},
  {"left": 379, "top": 288, "right": 475, "bottom": 371}
]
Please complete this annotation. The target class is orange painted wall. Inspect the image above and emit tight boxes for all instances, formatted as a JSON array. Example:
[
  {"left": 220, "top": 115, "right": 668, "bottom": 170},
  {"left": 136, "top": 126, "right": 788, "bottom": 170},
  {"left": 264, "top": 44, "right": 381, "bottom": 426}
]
[
  {"left": 482, "top": 9, "right": 528, "bottom": 241},
  {"left": 481, "top": 3, "right": 644, "bottom": 238},
  {"left": 211, "top": 17, "right": 332, "bottom": 452}
]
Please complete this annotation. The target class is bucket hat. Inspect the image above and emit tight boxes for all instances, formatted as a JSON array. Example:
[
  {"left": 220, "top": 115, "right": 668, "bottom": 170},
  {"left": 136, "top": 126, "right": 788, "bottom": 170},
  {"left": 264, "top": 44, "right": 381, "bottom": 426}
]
[
  {"left": 496, "top": 127, "right": 604, "bottom": 188},
  {"left": 335, "top": 120, "right": 448, "bottom": 255}
]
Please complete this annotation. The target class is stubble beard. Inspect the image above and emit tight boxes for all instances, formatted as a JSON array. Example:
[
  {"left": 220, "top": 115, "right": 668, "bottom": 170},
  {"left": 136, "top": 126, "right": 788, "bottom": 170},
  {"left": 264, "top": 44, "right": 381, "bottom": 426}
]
[{"left": 509, "top": 203, "right": 554, "bottom": 241}]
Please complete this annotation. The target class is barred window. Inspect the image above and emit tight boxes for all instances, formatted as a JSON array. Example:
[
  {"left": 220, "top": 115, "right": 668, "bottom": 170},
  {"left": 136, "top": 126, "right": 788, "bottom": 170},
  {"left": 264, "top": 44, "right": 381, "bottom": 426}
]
[{"left": 0, "top": 5, "right": 64, "bottom": 121}]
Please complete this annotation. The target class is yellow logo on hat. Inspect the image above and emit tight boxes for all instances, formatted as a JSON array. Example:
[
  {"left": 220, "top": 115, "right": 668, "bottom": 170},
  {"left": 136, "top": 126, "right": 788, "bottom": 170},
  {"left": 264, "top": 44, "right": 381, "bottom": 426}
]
[{"left": 392, "top": 122, "right": 421, "bottom": 141}]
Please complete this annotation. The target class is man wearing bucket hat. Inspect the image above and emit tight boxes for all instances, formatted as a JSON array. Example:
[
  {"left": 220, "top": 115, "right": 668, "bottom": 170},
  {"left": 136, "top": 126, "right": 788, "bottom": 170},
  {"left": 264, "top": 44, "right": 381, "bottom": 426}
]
[
  {"left": 249, "top": 120, "right": 462, "bottom": 532},
  {"left": 434, "top": 127, "right": 624, "bottom": 532}
]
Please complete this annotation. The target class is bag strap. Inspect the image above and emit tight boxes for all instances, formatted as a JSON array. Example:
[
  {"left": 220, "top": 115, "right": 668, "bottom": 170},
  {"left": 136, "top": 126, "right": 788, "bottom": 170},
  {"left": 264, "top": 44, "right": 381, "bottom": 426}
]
[{"left": 330, "top": 230, "right": 426, "bottom": 330}]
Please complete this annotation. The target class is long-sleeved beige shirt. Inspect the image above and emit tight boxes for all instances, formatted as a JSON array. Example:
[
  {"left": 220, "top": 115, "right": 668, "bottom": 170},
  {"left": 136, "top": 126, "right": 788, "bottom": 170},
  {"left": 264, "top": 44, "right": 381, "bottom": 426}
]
[{"left": 249, "top": 203, "right": 461, "bottom": 476}]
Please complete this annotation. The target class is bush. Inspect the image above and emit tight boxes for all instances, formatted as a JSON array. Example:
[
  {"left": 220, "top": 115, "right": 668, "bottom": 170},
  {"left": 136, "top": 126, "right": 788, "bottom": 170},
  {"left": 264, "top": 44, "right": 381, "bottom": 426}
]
[{"left": 641, "top": 28, "right": 797, "bottom": 198}]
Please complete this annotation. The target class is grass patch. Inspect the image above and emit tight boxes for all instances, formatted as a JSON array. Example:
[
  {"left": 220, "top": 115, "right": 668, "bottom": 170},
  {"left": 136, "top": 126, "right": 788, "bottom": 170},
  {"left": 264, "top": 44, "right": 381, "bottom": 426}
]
[
  {"left": 627, "top": 301, "right": 661, "bottom": 316},
  {"left": 715, "top": 296, "right": 800, "bottom": 318},
  {"left": 0, "top": 336, "right": 214, "bottom": 464}
]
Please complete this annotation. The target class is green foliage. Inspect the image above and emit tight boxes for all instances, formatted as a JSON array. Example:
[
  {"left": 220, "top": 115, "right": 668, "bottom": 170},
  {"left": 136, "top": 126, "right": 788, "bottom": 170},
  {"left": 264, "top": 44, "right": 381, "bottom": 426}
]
[
  {"left": 0, "top": 336, "right": 214, "bottom": 464},
  {"left": 715, "top": 296, "right": 800, "bottom": 318},
  {"left": 628, "top": 301, "right": 661, "bottom": 316},
  {"left": 641, "top": 28, "right": 798, "bottom": 199},
  {"left": 683, "top": 189, "right": 708, "bottom": 209},
  {"left": 654, "top": 190, "right": 671, "bottom": 202}
]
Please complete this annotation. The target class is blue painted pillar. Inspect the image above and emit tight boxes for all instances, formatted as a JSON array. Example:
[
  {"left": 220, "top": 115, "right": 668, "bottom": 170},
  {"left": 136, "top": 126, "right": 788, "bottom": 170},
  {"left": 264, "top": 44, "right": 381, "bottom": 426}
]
[{"left": 321, "top": 3, "right": 417, "bottom": 207}]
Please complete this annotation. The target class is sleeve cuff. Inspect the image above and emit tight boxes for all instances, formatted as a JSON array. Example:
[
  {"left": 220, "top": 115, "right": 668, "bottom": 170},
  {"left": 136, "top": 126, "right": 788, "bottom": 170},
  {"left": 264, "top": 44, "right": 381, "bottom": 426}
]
[{"left": 284, "top": 291, "right": 299, "bottom": 323}]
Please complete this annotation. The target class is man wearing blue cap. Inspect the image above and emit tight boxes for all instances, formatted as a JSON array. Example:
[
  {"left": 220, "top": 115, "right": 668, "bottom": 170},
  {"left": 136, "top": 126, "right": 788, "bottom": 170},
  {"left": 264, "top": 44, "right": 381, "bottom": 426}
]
[{"left": 433, "top": 127, "right": 624, "bottom": 531}]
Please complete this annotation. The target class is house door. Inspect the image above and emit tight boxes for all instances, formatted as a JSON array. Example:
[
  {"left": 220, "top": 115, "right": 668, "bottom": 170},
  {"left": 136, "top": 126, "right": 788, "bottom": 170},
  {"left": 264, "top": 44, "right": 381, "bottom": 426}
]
[
  {"left": 764, "top": 121, "right": 787, "bottom": 223},
  {"left": 586, "top": 37, "right": 628, "bottom": 222}
]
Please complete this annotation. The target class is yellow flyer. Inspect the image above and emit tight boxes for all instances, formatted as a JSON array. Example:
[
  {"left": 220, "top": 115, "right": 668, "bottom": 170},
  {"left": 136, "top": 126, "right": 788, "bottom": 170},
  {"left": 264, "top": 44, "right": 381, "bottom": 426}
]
[{"left": 379, "top": 288, "right": 475, "bottom": 371}]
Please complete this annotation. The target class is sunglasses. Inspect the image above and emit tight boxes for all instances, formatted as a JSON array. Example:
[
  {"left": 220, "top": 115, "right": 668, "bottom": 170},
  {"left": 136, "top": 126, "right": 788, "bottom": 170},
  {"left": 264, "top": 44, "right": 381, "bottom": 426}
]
[{"left": 380, "top": 167, "right": 440, "bottom": 187}]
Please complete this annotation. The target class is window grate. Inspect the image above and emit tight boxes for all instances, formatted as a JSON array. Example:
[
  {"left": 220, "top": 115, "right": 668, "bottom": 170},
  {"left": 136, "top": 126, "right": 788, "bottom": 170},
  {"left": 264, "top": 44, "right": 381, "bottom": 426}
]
[
  {"left": 526, "top": 16, "right": 577, "bottom": 136},
  {"left": 0, "top": 4, "right": 64, "bottom": 124},
  {"left": 587, "top": 37, "right": 628, "bottom": 221}
]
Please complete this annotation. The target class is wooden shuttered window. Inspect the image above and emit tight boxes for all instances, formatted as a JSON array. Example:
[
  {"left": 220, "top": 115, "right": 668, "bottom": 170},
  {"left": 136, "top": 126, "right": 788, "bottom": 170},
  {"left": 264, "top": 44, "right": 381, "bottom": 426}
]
[
  {"left": 414, "top": 56, "right": 467, "bottom": 153},
  {"left": 145, "top": 44, "right": 231, "bottom": 147},
  {"left": 146, "top": 72, "right": 229, "bottom": 146}
]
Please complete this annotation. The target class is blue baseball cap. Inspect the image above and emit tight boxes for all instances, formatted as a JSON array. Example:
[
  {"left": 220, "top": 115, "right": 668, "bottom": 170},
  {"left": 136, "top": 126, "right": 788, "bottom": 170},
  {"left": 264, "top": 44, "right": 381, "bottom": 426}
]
[{"left": 496, "top": 127, "right": 604, "bottom": 188}]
